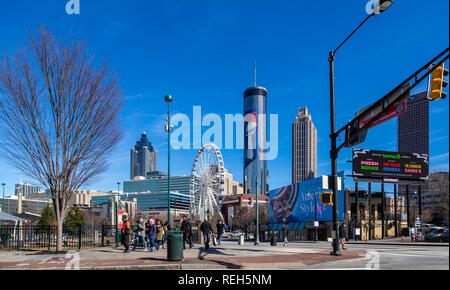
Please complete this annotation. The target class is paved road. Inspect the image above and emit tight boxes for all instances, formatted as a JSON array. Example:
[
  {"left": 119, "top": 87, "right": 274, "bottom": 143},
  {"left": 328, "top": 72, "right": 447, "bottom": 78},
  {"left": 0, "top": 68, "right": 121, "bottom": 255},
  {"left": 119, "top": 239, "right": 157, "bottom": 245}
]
[
  {"left": 265, "top": 242, "right": 449, "bottom": 270},
  {"left": 0, "top": 240, "right": 447, "bottom": 270}
]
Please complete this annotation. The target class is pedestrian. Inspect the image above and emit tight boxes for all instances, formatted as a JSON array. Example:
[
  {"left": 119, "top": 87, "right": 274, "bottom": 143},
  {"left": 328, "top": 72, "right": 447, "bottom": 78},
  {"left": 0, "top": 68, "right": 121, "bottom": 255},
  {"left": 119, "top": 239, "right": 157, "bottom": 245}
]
[
  {"left": 132, "top": 218, "right": 147, "bottom": 251},
  {"left": 147, "top": 218, "right": 159, "bottom": 252},
  {"left": 339, "top": 223, "right": 347, "bottom": 250},
  {"left": 155, "top": 220, "right": 164, "bottom": 250},
  {"left": 161, "top": 221, "right": 169, "bottom": 249},
  {"left": 121, "top": 214, "right": 131, "bottom": 253},
  {"left": 200, "top": 218, "right": 212, "bottom": 250},
  {"left": 181, "top": 216, "right": 193, "bottom": 249},
  {"left": 216, "top": 220, "right": 225, "bottom": 246}
]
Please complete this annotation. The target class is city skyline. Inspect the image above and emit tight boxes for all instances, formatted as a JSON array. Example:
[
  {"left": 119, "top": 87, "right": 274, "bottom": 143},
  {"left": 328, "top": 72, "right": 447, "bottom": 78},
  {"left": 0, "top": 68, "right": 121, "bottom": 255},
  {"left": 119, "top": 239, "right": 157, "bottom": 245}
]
[{"left": 0, "top": 1, "right": 448, "bottom": 196}]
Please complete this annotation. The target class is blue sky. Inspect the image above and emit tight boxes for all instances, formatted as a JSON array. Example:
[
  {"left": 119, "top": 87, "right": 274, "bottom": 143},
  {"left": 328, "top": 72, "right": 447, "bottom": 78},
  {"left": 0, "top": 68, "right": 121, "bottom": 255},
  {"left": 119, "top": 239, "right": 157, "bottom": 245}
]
[{"left": 0, "top": 0, "right": 448, "bottom": 196}]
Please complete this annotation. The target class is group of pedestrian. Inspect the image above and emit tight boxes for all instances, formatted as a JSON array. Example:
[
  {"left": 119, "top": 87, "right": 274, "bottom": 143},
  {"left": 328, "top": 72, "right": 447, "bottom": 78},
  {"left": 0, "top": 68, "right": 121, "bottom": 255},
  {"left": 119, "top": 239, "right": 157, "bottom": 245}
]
[
  {"left": 121, "top": 214, "right": 228, "bottom": 253},
  {"left": 120, "top": 214, "right": 168, "bottom": 253},
  {"left": 200, "top": 218, "right": 225, "bottom": 250}
]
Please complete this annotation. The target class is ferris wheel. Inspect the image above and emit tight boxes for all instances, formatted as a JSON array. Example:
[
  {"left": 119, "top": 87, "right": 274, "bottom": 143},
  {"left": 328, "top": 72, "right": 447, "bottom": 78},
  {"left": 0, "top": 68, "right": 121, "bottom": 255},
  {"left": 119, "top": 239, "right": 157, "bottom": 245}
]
[{"left": 190, "top": 143, "right": 226, "bottom": 223}]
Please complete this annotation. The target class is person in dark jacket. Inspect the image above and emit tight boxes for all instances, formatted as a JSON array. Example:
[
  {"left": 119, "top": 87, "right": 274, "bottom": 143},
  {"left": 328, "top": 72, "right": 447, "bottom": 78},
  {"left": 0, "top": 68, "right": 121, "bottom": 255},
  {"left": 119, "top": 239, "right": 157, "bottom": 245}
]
[
  {"left": 339, "top": 223, "right": 347, "bottom": 250},
  {"left": 121, "top": 214, "right": 131, "bottom": 253},
  {"left": 216, "top": 220, "right": 225, "bottom": 246},
  {"left": 200, "top": 218, "right": 212, "bottom": 250},
  {"left": 147, "top": 218, "right": 159, "bottom": 252},
  {"left": 180, "top": 216, "right": 193, "bottom": 249}
]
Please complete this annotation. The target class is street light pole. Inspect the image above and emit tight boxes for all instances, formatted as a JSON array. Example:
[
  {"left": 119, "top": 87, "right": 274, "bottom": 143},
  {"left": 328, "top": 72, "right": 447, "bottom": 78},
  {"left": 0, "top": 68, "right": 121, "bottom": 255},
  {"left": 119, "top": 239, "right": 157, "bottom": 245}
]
[
  {"left": 165, "top": 95, "right": 173, "bottom": 229},
  {"left": 328, "top": 0, "right": 393, "bottom": 255},
  {"left": 255, "top": 172, "right": 259, "bottom": 245},
  {"left": 2, "top": 183, "right": 5, "bottom": 240},
  {"left": 115, "top": 182, "right": 120, "bottom": 247}
]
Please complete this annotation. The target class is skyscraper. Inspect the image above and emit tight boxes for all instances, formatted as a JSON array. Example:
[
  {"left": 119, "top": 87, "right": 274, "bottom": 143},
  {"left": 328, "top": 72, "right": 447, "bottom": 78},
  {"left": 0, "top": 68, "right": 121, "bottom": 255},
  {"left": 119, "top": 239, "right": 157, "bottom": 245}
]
[
  {"left": 130, "top": 132, "right": 157, "bottom": 179},
  {"left": 397, "top": 91, "right": 429, "bottom": 157},
  {"left": 292, "top": 107, "right": 317, "bottom": 184},
  {"left": 244, "top": 86, "right": 267, "bottom": 195}
]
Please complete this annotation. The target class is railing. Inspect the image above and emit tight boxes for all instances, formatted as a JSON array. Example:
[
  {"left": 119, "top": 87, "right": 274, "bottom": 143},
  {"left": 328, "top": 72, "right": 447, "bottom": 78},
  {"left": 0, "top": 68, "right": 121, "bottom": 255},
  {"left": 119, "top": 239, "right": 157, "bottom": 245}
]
[{"left": 0, "top": 225, "right": 117, "bottom": 251}]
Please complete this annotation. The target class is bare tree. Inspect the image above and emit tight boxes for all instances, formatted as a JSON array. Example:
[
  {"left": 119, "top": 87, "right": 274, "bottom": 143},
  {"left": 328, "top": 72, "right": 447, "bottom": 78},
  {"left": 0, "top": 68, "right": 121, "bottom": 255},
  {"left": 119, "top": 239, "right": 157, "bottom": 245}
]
[{"left": 0, "top": 28, "right": 123, "bottom": 251}]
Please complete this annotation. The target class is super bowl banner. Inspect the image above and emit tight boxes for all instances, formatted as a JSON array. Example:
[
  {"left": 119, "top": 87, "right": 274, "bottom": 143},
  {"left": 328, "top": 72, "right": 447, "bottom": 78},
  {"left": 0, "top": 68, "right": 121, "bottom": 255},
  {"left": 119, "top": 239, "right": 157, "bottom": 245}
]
[{"left": 269, "top": 172, "right": 345, "bottom": 223}]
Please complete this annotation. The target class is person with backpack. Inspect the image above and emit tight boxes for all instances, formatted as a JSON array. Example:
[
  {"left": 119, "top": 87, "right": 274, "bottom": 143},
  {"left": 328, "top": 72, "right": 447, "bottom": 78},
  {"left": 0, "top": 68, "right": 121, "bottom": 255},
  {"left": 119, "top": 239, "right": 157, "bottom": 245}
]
[
  {"left": 121, "top": 214, "right": 131, "bottom": 253},
  {"left": 181, "top": 216, "right": 193, "bottom": 249},
  {"left": 132, "top": 218, "right": 147, "bottom": 251}
]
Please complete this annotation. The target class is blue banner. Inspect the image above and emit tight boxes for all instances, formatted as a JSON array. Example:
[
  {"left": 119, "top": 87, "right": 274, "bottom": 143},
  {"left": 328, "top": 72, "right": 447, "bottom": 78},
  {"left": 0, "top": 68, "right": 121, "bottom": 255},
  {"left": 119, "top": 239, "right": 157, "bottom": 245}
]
[{"left": 269, "top": 172, "right": 345, "bottom": 223}]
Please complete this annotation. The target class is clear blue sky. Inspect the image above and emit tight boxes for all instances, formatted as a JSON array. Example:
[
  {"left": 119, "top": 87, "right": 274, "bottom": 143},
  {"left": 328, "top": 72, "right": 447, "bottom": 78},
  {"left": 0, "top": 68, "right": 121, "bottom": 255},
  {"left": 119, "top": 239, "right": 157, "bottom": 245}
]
[{"left": 0, "top": 0, "right": 448, "bottom": 196}]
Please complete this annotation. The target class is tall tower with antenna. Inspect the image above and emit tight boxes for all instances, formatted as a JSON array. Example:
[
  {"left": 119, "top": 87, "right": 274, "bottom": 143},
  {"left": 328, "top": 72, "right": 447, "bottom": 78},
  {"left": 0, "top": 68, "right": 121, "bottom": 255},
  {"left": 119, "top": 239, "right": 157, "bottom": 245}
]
[{"left": 243, "top": 62, "right": 268, "bottom": 196}]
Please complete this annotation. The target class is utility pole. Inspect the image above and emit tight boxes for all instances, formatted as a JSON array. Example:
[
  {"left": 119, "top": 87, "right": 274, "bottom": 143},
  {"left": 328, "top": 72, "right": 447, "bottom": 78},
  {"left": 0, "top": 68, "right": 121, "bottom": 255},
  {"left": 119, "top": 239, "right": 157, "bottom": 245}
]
[
  {"left": 165, "top": 95, "right": 173, "bottom": 228},
  {"left": 255, "top": 171, "right": 259, "bottom": 245}
]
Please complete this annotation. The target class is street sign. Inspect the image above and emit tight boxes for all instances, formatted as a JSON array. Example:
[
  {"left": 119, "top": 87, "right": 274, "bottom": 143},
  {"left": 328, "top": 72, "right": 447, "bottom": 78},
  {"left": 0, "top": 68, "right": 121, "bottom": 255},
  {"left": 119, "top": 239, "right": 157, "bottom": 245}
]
[
  {"left": 415, "top": 216, "right": 422, "bottom": 228},
  {"left": 314, "top": 221, "right": 319, "bottom": 227},
  {"left": 359, "top": 99, "right": 407, "bottom": 129},
  {"left": 355, "top": 228, "right": 361, "bottom": 236},
  {"left": 353, "top": 149, "right": 429, "bottom": 182},
  {"left": 322, "top": 176, "right": 342, "bottom": 190},
  {"left": 356, "top": 84, "right": 409, "bottom": 130}
]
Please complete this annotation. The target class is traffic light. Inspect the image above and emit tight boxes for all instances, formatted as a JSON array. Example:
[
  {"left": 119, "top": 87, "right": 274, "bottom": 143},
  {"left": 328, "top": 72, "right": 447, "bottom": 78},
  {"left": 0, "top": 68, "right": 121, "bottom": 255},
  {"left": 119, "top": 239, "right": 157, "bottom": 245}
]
[
  {"left": 429, "top": 63, "right": 449, "bottom": 101},
  {"left": 320, "top": 192, "right": 333, "bottom": 206}
]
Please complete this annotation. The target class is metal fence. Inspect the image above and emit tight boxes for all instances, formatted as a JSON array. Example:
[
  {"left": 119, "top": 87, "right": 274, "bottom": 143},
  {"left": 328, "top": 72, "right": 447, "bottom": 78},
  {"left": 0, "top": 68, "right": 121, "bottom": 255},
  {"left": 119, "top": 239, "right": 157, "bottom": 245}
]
[{"left": 0, "top": 225, "right": 117, "bottom": 251}]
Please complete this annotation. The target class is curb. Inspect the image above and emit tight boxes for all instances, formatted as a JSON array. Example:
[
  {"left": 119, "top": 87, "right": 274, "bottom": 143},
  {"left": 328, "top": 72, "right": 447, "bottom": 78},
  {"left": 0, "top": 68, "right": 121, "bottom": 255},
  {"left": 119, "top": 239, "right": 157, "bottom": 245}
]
[
  {"left": 346, "top": 242, "right": 449, "bottom": 247},
  {"left": 1, "top": 263, "right": 228, "bottom": 270}
]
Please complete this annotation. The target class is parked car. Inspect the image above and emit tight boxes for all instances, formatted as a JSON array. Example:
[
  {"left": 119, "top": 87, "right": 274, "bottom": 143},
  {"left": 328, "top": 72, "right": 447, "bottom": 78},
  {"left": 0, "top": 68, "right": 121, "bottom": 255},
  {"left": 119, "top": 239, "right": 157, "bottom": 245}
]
[
  {"left": 425, "top": 228, "right": 448, "bottom": 242},
  {"left": 422, "top": 224, "right": 439, "bottom": 234}
]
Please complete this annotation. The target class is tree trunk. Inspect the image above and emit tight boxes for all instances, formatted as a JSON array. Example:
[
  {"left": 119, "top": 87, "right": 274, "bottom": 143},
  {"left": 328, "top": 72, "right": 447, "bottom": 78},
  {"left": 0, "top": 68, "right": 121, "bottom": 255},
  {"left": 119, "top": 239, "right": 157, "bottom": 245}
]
[{"left": 56, "top": 217, "right": 64, "bottom": 252}]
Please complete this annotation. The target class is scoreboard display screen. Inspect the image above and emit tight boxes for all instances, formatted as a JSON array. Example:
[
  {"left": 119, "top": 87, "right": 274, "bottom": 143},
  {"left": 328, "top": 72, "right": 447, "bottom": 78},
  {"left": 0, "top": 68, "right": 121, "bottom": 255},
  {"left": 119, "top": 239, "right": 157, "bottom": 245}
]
[{"left": 353, "top": 149, "right": 428, "bottom": 181}]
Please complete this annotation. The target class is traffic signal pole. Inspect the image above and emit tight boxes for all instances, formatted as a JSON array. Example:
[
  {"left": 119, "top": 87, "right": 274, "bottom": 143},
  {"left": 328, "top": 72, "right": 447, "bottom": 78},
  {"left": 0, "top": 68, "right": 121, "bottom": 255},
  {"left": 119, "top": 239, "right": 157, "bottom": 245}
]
[{"left": 329, "top": 51, "right": 341, "bottom": 256}]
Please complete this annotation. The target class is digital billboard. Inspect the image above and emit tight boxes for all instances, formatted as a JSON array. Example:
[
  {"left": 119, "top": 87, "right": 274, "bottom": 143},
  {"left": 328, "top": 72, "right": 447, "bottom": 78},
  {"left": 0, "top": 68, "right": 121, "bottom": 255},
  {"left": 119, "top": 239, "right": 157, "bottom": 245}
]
[
  {"left": 352, "top": 149, "right": 428, "bottom": 182},
  {"left": 268, "top": 172, "right": 345, "bottom": 223}
]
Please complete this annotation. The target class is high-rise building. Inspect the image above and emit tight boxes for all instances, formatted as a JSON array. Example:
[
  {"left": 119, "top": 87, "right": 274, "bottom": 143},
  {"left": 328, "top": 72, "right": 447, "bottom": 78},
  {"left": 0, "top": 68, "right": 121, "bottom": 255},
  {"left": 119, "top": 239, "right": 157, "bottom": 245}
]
[
  {"left": 397, "top": 91, "right": 429, "bottom": 195},
  {"left": 15, "top": 182, "right": 41, "bottom": 198},
  {"left": 244, "top": 86, "right": 268, "bottom": 196},
  {"left": 292, "top": 107, "right": 317, "bottom": 184},
  {"left": 398, "top": 91, "right": 429, "bottom": 157},
  {"left": 130, "top": 132, "right": 157, "bottom": 179}
]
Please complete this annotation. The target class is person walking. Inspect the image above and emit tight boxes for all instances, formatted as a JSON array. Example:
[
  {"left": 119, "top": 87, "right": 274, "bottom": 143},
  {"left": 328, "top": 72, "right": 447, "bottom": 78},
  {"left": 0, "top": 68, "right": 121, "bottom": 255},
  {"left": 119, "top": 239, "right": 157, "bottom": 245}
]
[
  {"left": 339, "top": 223, "right": 347, "bottom": 250},
  {"left": 121, "top": 214, "right": 131, "bottom": 253},
  {"left": 200, "top": 218, "right": 212, "bottom": 250},
  {"left": 147, "top": 218, "right": 159, "bottom": 252},
  {"left": 155, "top": 220, "right": 164, "bottom": 250},
  {"left": 216, "top": 220, "right": 225, "bottom": 246},
  {"left": 181, "top": 216, "right": 193, "bottom": 249},
  {"left": 132, "top": 218, "right": 147, "bottom": 251}
]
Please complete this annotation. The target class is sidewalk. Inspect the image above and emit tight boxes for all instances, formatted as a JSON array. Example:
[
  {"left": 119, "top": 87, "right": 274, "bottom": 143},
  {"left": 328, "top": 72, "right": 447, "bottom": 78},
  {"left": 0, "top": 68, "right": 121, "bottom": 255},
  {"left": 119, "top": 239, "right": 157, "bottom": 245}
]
[
  {"left": 0, "top": 241, "right": 367, "bottom": 270},
  {"left": 346, "top": 237, "right": 449, "bottom": 247}
]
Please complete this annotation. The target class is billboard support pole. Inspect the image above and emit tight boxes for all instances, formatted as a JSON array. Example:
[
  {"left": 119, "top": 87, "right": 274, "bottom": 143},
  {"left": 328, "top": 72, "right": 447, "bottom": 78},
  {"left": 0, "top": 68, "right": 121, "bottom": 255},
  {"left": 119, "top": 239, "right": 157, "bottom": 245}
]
[
  {"left": 382, "top": 183, "right": 385, "bottom": 239},
  {"left": 406, "top": 185, "right": 410, "bottom": 228},
  {"left": 394, "top": 184, "right": 398, "bottom": 237},
  {"left": 355, "top": 182, "right": 359, "bottom": 240},
  {"left": 368, "top": 183, "right": 372, "bottom": 241}
]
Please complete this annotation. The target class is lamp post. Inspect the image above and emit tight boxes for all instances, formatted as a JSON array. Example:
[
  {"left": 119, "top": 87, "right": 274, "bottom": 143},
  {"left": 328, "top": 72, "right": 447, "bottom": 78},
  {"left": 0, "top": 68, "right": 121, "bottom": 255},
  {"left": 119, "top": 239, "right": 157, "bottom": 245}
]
[
  {"left": 328, "top": 0, "right": 393, "bottom": 255},
  {"left": 115, "top": 181, "right": 121, "bottom": 247},
  {"left": 1, "top": 183, "right": 5, "bottom": 240},
  {"left": 165, "top": 94, "right": 173, "bottom": 229}
]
